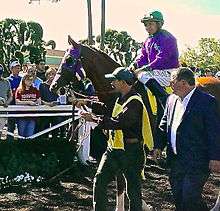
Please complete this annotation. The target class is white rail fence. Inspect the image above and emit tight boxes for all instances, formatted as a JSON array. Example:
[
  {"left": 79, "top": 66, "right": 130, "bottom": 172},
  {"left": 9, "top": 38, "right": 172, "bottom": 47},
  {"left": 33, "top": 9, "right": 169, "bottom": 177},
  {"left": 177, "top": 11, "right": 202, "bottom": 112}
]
[
  {"left": 0, "top": 105, "right": 74, "bottom": 140},
  {"left": 0, "top": 105, "right": 94, "bottom": 164}
]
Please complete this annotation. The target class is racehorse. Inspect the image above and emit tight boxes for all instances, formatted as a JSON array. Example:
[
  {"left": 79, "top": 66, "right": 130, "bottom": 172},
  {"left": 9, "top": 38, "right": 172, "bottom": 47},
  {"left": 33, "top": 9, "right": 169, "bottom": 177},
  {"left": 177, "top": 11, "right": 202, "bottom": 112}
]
[{"left": 51, "top": 35, "right": 220, "bottom": 211}]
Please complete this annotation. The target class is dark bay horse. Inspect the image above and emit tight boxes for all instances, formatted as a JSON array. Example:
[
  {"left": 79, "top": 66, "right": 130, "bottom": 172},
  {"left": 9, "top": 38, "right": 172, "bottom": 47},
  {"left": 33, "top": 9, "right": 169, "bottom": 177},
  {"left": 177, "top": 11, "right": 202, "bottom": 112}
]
[{"left": 51, "top": 36, "right": 220, "bottom": 211}]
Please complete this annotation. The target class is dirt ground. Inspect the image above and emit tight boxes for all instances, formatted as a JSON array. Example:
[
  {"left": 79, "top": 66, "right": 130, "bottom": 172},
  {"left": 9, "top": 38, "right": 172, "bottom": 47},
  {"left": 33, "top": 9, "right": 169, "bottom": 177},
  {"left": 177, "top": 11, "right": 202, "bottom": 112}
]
[{"left": 0, "top": 161, "right": 219, "bottom": 211}]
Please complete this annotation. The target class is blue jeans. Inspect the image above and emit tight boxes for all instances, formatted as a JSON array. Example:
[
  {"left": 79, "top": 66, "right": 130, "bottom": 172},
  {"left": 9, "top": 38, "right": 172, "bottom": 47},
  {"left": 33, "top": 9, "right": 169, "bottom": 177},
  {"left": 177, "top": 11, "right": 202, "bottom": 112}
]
[{"left": 18, "top": 119, "right": 36, "bottom": 137}]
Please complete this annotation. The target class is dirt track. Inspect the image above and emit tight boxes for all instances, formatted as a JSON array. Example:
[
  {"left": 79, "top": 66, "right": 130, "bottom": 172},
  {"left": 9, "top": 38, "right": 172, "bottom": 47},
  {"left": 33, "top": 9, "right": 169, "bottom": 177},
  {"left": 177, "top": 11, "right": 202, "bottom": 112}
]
[{"left": 0, "top": 161, "right": 219, "bottom": 211}]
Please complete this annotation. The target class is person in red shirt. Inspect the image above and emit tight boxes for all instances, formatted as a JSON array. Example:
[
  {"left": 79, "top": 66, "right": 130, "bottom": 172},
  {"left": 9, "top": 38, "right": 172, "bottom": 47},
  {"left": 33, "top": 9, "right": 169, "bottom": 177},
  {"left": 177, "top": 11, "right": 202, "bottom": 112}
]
[{"left": 15, "top": 74, "right": 41, "bottom": 137}]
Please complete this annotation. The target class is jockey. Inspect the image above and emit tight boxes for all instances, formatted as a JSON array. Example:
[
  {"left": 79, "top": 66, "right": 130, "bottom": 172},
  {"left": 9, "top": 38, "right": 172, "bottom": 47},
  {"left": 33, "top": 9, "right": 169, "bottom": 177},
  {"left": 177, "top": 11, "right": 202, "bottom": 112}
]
[{"left": 131, "top": 10, "right": 179, "bottom": 107}]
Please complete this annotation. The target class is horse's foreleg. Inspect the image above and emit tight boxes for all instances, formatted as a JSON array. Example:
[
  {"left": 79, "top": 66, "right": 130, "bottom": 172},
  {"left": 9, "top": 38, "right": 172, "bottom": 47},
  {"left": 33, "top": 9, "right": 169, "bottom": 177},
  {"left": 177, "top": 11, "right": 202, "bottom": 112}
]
[
  {"left": 211, "top": 191, "right": 220, "bottom": 211},
  {"left": 115, "top": 174, "right": 126, "bottom": 211}
]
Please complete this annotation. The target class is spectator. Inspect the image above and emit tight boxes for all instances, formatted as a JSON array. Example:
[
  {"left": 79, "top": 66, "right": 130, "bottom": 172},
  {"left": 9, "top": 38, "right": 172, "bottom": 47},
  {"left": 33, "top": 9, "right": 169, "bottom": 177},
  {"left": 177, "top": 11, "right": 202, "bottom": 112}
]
[
  {"left": 39, "top": 68, "right": 65, "bottom": 138},
  {"left": 39, "top": 67, "right": 58, "bottom": 105},
  {"left": 35, "top": 59, "right": 46, "bottom": 81},
  {"left": 19, "top": 64, "right": 29, "bottom": 77},
  {"left": 7, "top": 60, "right": 22, "bottom": 137},
  {"left": 57, "top": 87, "right": 67, "bottom": 105},
  {"left": 205, "top": 69, "right": 214, "bottom": 77},
  {"left": 7, "top": 60, "right": 22, "bottom": 104},
  {"left": 27, "top": 66, "right": 43, "bottom": 90},
  {"left": 154, "top": 68, "right": 220, "bottom": 211},
  {"left": 215, "top": 71, "right": 220, "bottom": 80},
  {"left": 15, "top": 74, "right": 41, "bottom": 138},
  {"left": 0, "top": 64, "right": 13, "bottom": 131}
]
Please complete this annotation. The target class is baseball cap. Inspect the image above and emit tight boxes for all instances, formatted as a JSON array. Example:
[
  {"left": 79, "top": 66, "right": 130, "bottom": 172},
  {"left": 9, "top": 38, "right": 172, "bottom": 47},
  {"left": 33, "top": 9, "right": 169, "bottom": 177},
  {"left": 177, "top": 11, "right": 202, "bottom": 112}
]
[
  {"left": 215, "top": 71, "right": 220, "bottom": 77},
  {"left": 9, "top": 61, "right": 21, "bottom": 69},
  {"left": 105, "top": 67, "right": 134, "bottom": 82}
]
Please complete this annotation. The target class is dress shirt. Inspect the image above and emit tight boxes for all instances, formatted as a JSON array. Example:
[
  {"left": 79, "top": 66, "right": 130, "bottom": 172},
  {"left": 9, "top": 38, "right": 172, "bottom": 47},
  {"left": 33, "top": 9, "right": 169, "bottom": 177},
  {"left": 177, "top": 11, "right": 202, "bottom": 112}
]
[{"left": 171, "top": 88, "right": 196, "bottom": 154}]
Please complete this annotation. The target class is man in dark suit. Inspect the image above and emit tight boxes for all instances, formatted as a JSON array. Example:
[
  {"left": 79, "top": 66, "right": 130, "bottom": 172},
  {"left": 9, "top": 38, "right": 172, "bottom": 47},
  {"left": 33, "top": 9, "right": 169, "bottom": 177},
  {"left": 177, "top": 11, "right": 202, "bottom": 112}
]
[{"left": 154, "top": 67, "right": 220, "bottom": 211}]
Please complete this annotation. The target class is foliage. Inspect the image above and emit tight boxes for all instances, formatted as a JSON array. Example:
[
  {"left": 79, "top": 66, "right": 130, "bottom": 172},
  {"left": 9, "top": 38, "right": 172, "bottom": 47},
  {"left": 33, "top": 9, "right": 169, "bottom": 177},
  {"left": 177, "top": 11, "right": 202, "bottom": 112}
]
[
  {"left": 180, "top": 38, "right": 220, "bottom": 73},
  {"left": 0, "top": 139, "right": 75, "bottom": 182},
  {"left": 0, "top": 18, "right": 56, "bottom": 74},
  {"left": 80, "top": 29, "right": 142, "bottom": 66}
]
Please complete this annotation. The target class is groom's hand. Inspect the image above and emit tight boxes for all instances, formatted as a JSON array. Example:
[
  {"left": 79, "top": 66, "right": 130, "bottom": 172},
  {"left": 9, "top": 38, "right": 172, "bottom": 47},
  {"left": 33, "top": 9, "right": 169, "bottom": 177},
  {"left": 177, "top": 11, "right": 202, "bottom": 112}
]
[{"left": 209, "top": 160, "right": 220, "bottom": 173}]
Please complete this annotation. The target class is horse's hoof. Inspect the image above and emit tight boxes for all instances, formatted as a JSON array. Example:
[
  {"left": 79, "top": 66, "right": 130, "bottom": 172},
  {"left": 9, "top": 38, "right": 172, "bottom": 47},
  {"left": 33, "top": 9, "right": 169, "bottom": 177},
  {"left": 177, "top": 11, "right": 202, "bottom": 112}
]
[{"left": 142, "top": 199, "right": 153, "bottom": 211}]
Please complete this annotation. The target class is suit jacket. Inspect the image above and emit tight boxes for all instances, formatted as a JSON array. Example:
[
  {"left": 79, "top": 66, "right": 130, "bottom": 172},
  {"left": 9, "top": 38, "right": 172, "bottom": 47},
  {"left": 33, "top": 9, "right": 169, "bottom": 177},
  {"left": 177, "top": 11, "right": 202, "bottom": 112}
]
[{"left": 156, "top": 88, "right": 220, "bottom": 172}]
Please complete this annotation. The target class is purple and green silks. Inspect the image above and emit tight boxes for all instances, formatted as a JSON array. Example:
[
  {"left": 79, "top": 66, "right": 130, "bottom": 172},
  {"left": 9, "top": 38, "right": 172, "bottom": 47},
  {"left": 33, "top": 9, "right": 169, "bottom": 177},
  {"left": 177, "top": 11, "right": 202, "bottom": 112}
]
[{"left": 135, "top": 29, "right": 179, "bottom": 70}]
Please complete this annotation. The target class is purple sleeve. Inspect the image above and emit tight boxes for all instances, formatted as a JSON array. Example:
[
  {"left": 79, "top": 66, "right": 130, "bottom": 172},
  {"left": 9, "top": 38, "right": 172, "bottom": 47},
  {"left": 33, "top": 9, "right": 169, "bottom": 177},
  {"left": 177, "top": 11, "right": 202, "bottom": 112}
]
[
  {"left": 147, "top": 36, "right": 178, "bottom": 70},
  {"left": 135, "top": 43, "right": 148, "bottom": 68}
]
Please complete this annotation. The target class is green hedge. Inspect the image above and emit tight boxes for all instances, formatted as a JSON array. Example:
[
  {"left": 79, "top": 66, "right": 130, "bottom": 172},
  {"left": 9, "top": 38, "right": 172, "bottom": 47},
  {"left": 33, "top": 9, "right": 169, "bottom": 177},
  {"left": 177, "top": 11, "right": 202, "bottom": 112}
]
[{"left": 0, "top": 139, "right": 76, "bottom": 179}]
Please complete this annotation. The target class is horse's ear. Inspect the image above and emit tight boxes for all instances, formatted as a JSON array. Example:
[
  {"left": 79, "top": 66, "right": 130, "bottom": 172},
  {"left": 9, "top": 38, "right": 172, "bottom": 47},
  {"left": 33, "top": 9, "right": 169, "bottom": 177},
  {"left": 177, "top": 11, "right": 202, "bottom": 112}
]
[{"left": 68, "top": 35, "right": 80, "bottom": 49}]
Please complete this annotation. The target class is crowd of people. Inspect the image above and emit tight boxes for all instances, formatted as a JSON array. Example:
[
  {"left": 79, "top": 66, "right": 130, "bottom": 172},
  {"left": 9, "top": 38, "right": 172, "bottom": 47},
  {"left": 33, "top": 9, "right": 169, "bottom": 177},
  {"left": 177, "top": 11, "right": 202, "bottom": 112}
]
[{"left": 0, "top": 60, "right": 68, "bottom": 139}]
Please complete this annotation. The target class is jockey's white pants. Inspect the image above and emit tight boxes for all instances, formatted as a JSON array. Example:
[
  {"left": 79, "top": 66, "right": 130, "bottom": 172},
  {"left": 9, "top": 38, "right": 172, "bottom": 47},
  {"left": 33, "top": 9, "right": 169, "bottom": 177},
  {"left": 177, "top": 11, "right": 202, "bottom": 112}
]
[{"left": 137, "top": 68, "right": 178, "bottom": 87}]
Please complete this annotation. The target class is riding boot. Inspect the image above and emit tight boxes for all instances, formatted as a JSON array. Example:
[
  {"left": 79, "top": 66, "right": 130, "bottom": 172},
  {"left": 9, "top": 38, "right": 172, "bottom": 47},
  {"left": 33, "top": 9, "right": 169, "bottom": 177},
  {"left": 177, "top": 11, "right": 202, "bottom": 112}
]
[
  {"left": 134, "top": 81, "right": 152, "bottom": 114},
  {"left": 145, "top": 78, "right": 169, "bottom": 110}
]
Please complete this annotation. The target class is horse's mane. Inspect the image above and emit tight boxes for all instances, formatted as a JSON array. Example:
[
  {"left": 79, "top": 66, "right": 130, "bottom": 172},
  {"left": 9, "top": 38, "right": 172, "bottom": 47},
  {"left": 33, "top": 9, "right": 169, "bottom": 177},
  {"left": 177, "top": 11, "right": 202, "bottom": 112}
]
[{"left": 82, "top": 44, "right": 120, "bottom": 67}]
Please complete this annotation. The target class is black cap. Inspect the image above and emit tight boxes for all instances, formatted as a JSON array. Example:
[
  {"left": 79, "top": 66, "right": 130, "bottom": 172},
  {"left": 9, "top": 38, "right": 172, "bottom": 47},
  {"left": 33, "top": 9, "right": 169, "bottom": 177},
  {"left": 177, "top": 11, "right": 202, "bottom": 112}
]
[{"left": 105, "top": 67, "right": 134, "bottom": 82}]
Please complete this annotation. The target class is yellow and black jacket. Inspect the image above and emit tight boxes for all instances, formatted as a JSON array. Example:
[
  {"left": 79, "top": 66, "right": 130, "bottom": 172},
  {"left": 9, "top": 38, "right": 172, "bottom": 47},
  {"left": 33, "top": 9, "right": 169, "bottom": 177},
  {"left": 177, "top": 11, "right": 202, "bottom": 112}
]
[{"left": 91, "top": 89, "right": 153, "bottom": 151}]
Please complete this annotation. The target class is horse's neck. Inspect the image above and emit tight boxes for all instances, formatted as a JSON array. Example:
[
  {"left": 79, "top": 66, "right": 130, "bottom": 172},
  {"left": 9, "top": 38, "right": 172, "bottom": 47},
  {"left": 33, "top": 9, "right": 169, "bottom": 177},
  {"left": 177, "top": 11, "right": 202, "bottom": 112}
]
[{"left": 81, "top": 45, "right": 120, "bottom": 93}]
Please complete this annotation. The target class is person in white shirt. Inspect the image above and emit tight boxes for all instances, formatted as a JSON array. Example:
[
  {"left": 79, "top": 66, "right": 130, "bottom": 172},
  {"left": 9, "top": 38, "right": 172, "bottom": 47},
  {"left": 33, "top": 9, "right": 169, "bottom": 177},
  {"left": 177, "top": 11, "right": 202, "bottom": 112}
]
[{"left": 153, "top": 67, "right": 220, "bottom": 211}]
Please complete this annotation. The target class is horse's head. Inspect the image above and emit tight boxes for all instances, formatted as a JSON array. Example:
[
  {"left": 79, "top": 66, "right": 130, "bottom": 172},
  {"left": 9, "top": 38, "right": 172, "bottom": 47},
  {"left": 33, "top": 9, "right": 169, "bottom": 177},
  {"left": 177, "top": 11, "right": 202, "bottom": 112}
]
[
  {"left": 51, "top": 35, "right": 121, "bottom": 103},
  {"left": 50, "top": 37, "right": 86, "bottom": 93}
]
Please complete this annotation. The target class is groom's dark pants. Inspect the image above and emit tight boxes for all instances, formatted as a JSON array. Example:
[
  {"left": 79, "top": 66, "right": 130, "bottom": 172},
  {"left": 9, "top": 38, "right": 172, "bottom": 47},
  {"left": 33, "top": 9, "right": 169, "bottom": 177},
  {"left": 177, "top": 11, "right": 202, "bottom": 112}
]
[{"left": 93, "top": 144, "right": 145, "bottom": 211}]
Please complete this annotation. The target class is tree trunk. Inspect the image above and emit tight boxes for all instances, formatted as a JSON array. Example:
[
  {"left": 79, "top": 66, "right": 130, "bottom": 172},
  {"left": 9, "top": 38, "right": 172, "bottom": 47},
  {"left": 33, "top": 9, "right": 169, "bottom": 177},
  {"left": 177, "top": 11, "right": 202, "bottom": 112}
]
[
  {"left": 100, "top": 0, "right": 105, "bottom": 50},
  {"left": 87, "top": 0, "right": 93, "bottom": 45}
]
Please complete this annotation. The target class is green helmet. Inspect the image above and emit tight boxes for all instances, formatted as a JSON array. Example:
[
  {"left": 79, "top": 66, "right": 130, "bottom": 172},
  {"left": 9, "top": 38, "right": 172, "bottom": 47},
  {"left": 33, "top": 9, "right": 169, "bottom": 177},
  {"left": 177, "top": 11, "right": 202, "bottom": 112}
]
[{"left": 141, "top": 10, "right": 164, "bottom": 25}]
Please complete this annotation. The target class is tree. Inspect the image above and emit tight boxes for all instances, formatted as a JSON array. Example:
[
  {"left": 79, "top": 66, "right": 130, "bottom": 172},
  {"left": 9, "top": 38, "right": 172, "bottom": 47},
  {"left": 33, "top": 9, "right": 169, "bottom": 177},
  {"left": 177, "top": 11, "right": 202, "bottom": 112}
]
[
  {"left": 0, "top": 18, "right": 55, "bottom": 74},
  {"left": 96, "top": 29, "right": 142, "bottom": 66},
  {"left": 180, "top": 38, "right": 220, "bottom": 73}
]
